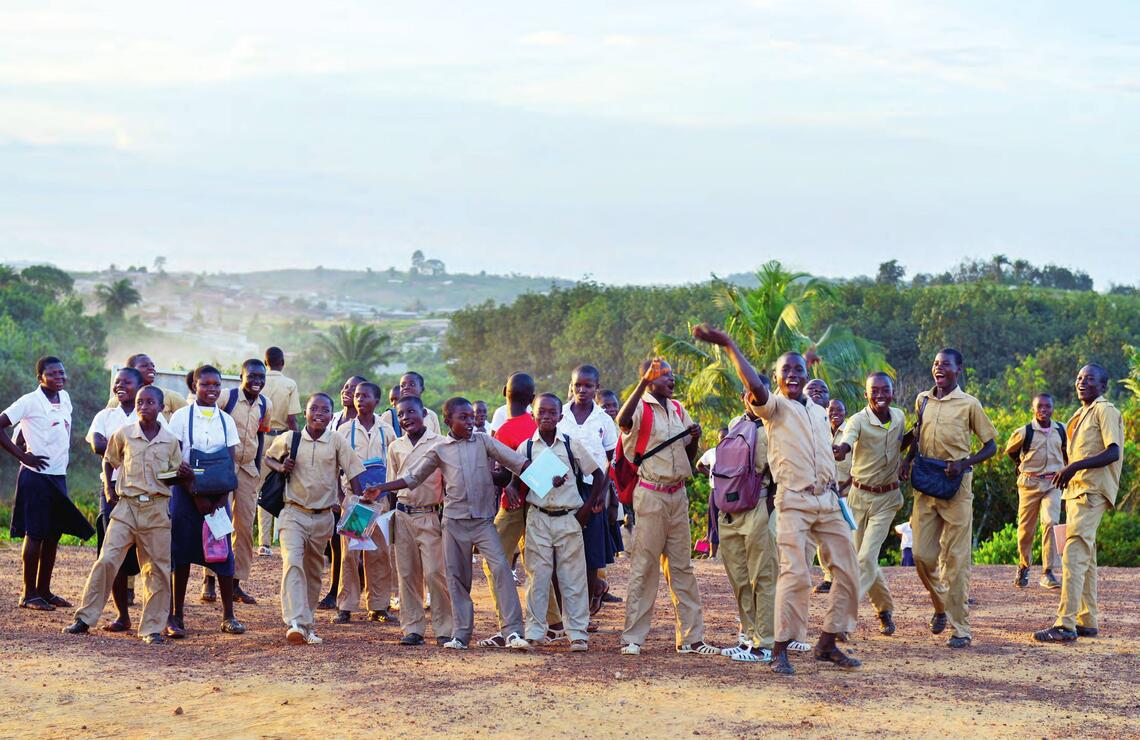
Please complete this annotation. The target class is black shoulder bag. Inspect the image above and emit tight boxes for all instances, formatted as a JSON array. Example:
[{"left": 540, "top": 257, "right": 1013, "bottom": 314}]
[
  {"left": 910, "top": 396, "right": 964, "bottom": 500},
  {"left": 258, "top": 430, "right": 303, "bottom": 517},
  {"left": 188, "top": 406, "right": 239, "bottom": 496}
]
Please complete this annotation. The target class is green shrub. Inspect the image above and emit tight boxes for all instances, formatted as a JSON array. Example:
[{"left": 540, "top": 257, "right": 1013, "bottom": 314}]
[
  {"left": 1097, "top": 510, "right": 1140, "bottom": 567},
  {"left": 973, "top": 522, "right": 1041, "bottom": 565}
]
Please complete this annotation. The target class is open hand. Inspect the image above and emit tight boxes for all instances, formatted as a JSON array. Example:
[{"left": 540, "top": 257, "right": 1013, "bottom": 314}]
[
  {"left": 505, "top": 485, "right": 522, "bottom": 509},
  {"left": 691, "top": 324, "right": 732, "bottom": 347},
  {"left": 20, "top": 452, "right": 50, "bottom": 471},
  {"left": 642, "top": 358, "right": 670, "bottom": 382}
]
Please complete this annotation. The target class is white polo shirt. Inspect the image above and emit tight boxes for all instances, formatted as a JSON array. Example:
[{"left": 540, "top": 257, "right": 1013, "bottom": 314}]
[
  {"left": 3, "top": 388, "right": 72, "bottom": 475},
  {"left": 167, "top": 403, "right": 239, "bottom": 462},
  {"left": 557, "top": 401, "right": 618, "bottom": 481}
]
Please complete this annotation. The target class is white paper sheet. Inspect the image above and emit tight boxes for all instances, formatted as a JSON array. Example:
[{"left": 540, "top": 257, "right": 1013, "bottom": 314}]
[
  {"left": 348, "top": 537, "right": 378, "bottom": 551},
  {"left": 519, "top": 446, "right": 570, "bottom": 500},
  {"left": 204, "top": 508, "right": 234, "bottom": 539},
  {"left": 374, "top": 510, "right": 396, "bottom": 546}
]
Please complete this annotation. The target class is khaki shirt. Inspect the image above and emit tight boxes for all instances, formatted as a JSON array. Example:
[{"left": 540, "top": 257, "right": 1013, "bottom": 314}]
[
  {"left": 403, "top": 433, "right": 527, "bottom": 520},
  {"left": 104, "top": 423, "right": 183, "bottom": 499},
  {"left": 1004, "top": 420, "right": 1066, "bottom": 492},
  {"left": 914, "top": 386, "right": 997, "bottom": 461},
  {"left": 622, "top": 394, "right": 694, "bottom": 486},
  {"left": 750, "top": 392, "right": 836, "bottom": 493},
  {"left": 263, "top": 370, "right": 301, "bottom": 432},
  {"left": 337, "top": 416, "right": 388, "bottom": 491},
  {"left": 1065, "top": 397, "right": 1124, "bottom": 505},
  {"left": 841, "top": 406, "right": 906, "bottom": 487},
  {"left": 518, "top": 432, "right": 595, "bottom": 510},
  {"left": 108, "top": 388, "right": 186, "bottom": 421},
  {"left": 833, "top": 424, "right": 852, "bottom": 482},
  {"left": 386, "top": 430, "right": 446, "bottom": 506},
  {"left": 728, "top": 414, "right": 771, "bottom": 486},
  {"left": 226, "top": 390, "right": 273, "bottom": 477},
  {"left": 378, "top": 406, "right": 441, "bottom": 440},
  {"left": 265, "top": 426, "right": 366, "bottom": 511}
]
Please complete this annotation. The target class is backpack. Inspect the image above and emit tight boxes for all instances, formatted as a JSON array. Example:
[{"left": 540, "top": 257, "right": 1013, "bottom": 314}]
[
  {"left": 258, "top": 430, "right": 302, "bottom": 517},
  {"left": 224, "top": 388, "right": 269, "bottom": 471},
  {"left": 711, "top": 416, "right": 765, "bottom": 514},
  {"left": 1019, "top": 422, "right": 1068, "bottom": 465},
  {"left": 613, "top": 399, "right": 688, "bottom": 506}
]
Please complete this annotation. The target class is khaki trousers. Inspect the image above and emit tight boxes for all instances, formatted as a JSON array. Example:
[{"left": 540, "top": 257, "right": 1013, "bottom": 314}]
[
  {"left": 718, "top": 504, "right": 777, "bottom": 648},
  {"left": 848, "top": 487, "right": 904, "bottom": 613},
  {"left": 337, "top": 500, "right": 394, "bottom": 612},
  {"left": 524, "top": 508, "right": 590, "bottom": 641},
  {"left": 393, "top": 508, "right": 454, "bottom": 639},
  {"left": 1055, "top": 493, "right": 1109, "bottom": 632},
  {"left": 482, "top": 504, "right": 561, "bottom": 627},
  {"left": 279, "top": 505, "right": 335, "bottom": 628},
  {"left": 621, "top": 485, "right": 705, "bottom": 647},
  {"left": 774, "top": 489, "right": 859, "bottom": 642},
  {"left": 231, "top": 468, "right": 260, "bottom": 581},
  {"left": 1017, "top": 481, "right": 1062, "bottom": 570},
  {"left": 443, "top": 516, "right": 524, "bottom": 643},
  {"left": 911, "top": 480, "right": 973, "bottom": 639},
  {"left": 804, "top": 539, "right": 832, "bottom": 582},
  {"left": 75, "top": 497, "right": 171, "bottom": 637},
  {"left": 258, "top": 505, "right": 276, "bottom": 547}
]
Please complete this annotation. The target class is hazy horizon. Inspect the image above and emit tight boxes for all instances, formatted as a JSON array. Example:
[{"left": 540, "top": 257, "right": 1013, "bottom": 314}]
[{"left": 2, "top": 1, "right": 1138, "bottom": 289}]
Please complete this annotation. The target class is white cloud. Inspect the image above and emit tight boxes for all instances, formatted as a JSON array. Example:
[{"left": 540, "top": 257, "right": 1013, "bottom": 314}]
[{"left": 519, "top": 30, "right": 573, "bottom": 46}]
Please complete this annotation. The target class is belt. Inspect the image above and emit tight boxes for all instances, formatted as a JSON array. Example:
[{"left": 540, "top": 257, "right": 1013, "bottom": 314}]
[
  {"left": 852, "top": 480, "right": 900, "bottom": 494},
  {"left": 535, "top": 506, "right": 576, "bottom": 517},
  {"left": 266, "top": 429, "right": 287, "bottom": 437},
  {"left": 396, "top": 502, "right": 441, "bottom": 515},
  {"left": 638, "top": 480, "right": 684, "bottom": 494},
  {"left": 286, "top": 501, "right": 332, "bottom": 515},
  {"left": 125, "top": 494, "right": 168, "bottom": 503},
  {"left": 1029, "top": 472, "right": 1059, "bottom": 479}
]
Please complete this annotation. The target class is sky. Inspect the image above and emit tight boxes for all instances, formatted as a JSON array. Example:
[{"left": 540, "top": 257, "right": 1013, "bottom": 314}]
[{"left": 1, "top": 1, "right": 1138, "bottom": 288}]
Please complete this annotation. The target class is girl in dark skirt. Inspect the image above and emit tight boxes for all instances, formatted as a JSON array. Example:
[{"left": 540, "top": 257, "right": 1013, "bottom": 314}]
[
  {"left": 0, "top": 356, "right": 95, "bottom": 611},
  {"left": 164, "top": 365, "right": 245, "bottom": 637}
]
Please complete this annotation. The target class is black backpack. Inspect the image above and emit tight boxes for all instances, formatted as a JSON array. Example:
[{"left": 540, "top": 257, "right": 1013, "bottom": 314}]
[
  {"left": 258, "top": 431, "right": 302, "bottom": 517},
  {"left": 1019, "top": 422, "right": 1068, "bottom": 465}
]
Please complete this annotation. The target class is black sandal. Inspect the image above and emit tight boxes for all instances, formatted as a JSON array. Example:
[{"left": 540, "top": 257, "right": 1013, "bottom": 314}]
[
  {"left": 20, "top": 596, "right": 55, "bottom": 611},
  {"left": 814, "top": 646, "right": 862, "bottom": 670},
  {"left": 46, "top": 594, "right": 72, "bottom": 608}
]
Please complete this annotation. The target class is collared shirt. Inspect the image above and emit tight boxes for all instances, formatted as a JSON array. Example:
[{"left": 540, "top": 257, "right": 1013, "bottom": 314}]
[
  {"left": 166, "top": 403, "right": 240, "bottom": 463},
  {"left": 403, "top": 433, "right": 528, "bottom": 520},
  {"left": 841, "top": 406, "right": 906, "bottom": 487},
  {"left": 263, "top": 370, "right": 301, "bottom": 432},
  {"left": 3, "top": 387, "right": 72, "bottom": 475},
  {"left": 1004, "top": 420, "right": 1066, "bottom": 476},
  {"left": 913, "top": 386, "right": 997, "bottom": 461},
  {"left": 108, "top": 386, "right": 187, "bottom": 420},
  {"left": 727, "top": 414, "right": 772, "bottom": 486},
  {"left": 378, "top": 406, "right": 441, "bottom": 440},
  {"left": 557, "top": 402, "right": 618, "bottom": 481},
  {"left": 519, "top": 431, "right": 595, "bottom": 510},
  {"left": 1064, "top": 397, "right": 1124, "bottom": 505},
  {"left": 265, "top": 426, "right": 366, "bottom": 510},
  {"left": 337, "top": 416, "right": 388, "bottom": 490},
  {"left": 750, "top": 392, "right": 836, "bottom": 493},
  {"left": 386, "top": 429, "right": 446, "bottom": 506},
  {"left": 832, "top": 424, "right": 852, "bottom": 482},
  {"left": 224, "top": 390, "right": 272, "bottom": 476},
  {"left": 622, "top": 394, "right": 695, "bottom": 486},
  {"left": 104, "top": 423, "right": 183, "bottom": 499},
  {"left": 87, "top": 406, "right": 168, "bottom": 483}
]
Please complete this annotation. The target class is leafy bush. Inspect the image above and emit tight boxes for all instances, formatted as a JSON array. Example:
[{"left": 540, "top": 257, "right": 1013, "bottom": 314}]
[{"left": 973, "top": 511, "right": 1140, "bottom": 567}]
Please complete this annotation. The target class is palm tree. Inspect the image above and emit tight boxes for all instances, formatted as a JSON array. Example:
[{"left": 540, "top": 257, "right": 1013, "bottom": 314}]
[
  {"left": 314, "top": 322, "right": 398, "bottom": 378},
  {"left": 95, "top": 278, "right": 142, "bottom": 320},
  {"left": 655, "top": 261, "right": 892, "bottom": 426}
]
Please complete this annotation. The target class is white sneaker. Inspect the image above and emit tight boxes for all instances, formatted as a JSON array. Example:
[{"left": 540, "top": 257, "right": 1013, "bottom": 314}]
[
  {"left": 620, "top": 643, "right": 641, "bottom": 656},
  {"left": 443, "top": 638, "right": 468, "bottom": 650},
  {"left": 286, "top": 622, "right": 306, "bottom": 644},
  {"left": 304, "top": 628, "right": 324, "bottom": 645},
  {"left": 506, "top": 632, "right": 531, "bottom": 650}
]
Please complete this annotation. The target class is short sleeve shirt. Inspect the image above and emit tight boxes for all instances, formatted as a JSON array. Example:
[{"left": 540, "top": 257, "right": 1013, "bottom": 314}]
[
  {"left": 749, "top": 392, "right": 836, "bottom": 493},
  {"left": 833, "top": 424, "right": 852, "bottom": 482},
  {"left": 386, "top": 430, "right": 445, "bottom": 506},
  {"left": 557, "top": 402, "right": 618, "bottom": 480},
  {"left": 518, "top": 432, "right": 595, "bottom": 510},
  {"left": 166, "top": 403, "right": 240, "bottom": 463},
  {"left": 914, "top": 386, "right": 997, "bottom": 461},
  {"left": 223, "top": 390, "right": 272, "bottom": 476},
  {"left": 622, "top": 394, "right": 694, "bottom": 486},
  {"left": 87, "top": 406, "right": 168, "bottom": 482},
  {"left": 2, "top": 388, "right": 72, "bottom": 475},
  {"left": 403, "top": 433, "right": 528, "bottom": 519},
  {"left": 1004, "top": 421, "right": 1066, "bottom": 477},
  {"left": 263, "top": 371, "right": 301, "bottom": 432},
  {"left": 104, "top": 423, "right": 184, "bottom": 499},
  {"left": 840, "top": 407, "right": 906, "bottom": 487},
  {"left": 1064, "top": 397, "right": 1124, "bottom": 505},
  {"left": 265, "top": 426, "right": 366, "bottom": 510}
]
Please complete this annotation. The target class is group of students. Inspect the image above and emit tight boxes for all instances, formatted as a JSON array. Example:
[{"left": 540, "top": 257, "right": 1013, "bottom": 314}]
[{"left": 1, "top": 328, "right": 1124, "bottom": 673}]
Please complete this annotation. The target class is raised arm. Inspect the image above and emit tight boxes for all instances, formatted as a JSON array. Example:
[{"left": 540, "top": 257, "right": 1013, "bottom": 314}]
[{"left": 691, "top": 325, "right": 769, "bottom": 406}]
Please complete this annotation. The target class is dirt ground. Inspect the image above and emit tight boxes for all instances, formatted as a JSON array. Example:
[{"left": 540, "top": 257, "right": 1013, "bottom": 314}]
[{"left": 0, "top": 544, "right": 1136, "bottom": 739}]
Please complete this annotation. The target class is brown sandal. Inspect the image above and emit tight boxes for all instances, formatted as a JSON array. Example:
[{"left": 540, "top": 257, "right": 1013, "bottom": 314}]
[
  {"left": 814, "top": 646, "right": 862, "bottom": 670},
  {"left": 102, "top": 619, "right": 131, "bottom": 633}
]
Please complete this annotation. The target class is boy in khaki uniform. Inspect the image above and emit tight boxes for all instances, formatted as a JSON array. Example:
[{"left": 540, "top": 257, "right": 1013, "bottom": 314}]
[
  {"left": 65, "top": 386, "right": 182, "bottom": 643},
  {"left": 693, "top": 325, "right": 862, "bottom": 675},
  {"left": 1034, "top": 364, "right": 1123, "bottom": 643},
  {"left": 264, "top": 394, "right": 367, "bottom": 645},
  {"left": 386, "top": 395, "right": 453, "bottom": 646},
  {"left": 834, "top": 372, "right": 908, "bottom": 636},
  {"left": 259, "top": 347, "right": 301, "bottom": 554},
  {"left": 333, "top": 382, "right": 395, "bottom": 624},
  {"left": 617, "top": 358, "right": 716, "bottom": 657},
  {"left": 1004, "top": 393, "right": 1066, "bottom": 589},
  {"left": 203, "top": 359, "right": 271, "bottom": 605},
  {"left": 904, "top": 349, "right": 997, "bottom": 648}
]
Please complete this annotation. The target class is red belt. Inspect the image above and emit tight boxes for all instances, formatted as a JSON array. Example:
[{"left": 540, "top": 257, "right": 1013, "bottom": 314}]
[
  {"left": 638, "top": 480, "right": 684, "bottom": 494},
  {"left": 852, "top": 480, "right": 900, "bottom": 494}
]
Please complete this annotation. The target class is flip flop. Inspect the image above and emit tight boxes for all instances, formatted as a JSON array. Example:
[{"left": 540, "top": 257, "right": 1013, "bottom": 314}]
[
  {"left": 46, "top": 594, "right": 72, "bottom": 608},
  {"left": 20, "top": 596, "right": 55, "bottom": 611}
]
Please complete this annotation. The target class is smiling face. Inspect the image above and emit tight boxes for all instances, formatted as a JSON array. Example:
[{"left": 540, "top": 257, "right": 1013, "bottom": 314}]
[
  {"left": 39, "top": 361, "right": 67, "bottom": 392},
  {"left": 828, "top": 399, "right": 846, "bottom": 429},
  {"left": 195, "top": 371, "right": 222, "bottom": 407},
  {"left": 805, "top": 379, "right": 829, "bottom": 408},
  {"left": 397, "top": 398, "right": 426, "bottom": 436},
  {"left": 932, "top": 353, "right": 960, "bottom": 391},
  {"left": 340, "top": 377, "right": 363, "bottom": 409},
  {"left": 444, "top": 402, "right": 475, "bottom": 440},
  {"left": 648, "top": 366, "right": 676, "bottom": 398},
  {"left": 1075, "top": 365, "right": 1107, "bottom": 404},
  {"left": 132, "top": 355, "right": 157, "bottom": 385},
  {"left": 354, "top": 384, "right": 379, "bottom": 417},
  {"left": 1032, "top": 395, "right": 1054, "bottom": 426},
  {"left": 599, "top": 394, "right": 619, "bottom": 418},
  {"left": 866, "top": 375, "right": 894, "bottom": 415},
  {"left": 776, "top": 353, "right": 809, "bottom": 401},
  {"left": 399, "top": 373, "right": 425, "bottom": 399},
  {"left": 306, "top": 395, "right": 333, "bottom": 435},
  {"left": 113, "top": 369, "right": 142, "bottom": 406},
  {"left": 534, "top": 396, "right": 562, "bottom": 433},
  {"left": 242, "top": 363, "right": 266, "bottom": 397},
  {"left": 136, "top": 387, "right": 162, "bottom": 424}
]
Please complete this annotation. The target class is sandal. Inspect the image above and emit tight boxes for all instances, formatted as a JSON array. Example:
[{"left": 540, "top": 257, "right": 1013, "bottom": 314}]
[
  {"left": 732, "top": 648, "right": 773, "bottom": 664},
  {"left": 102, "top": 619, "right": 131, "bottom": 633},
  {"left": 46, "top": 594, "right": 72, "bottom": 608},
  {"left": 545, "top": 627, "right": 568, "bottom": 642},
  {"left": 587, "top": 621, "right": 600, "bottom": 633},
  {"left": 569, "top": 639, "right": 588, "bottom": 652},
  {"left": 787, "top": 640, "right": 812, "bottom": 652},
  {"left": 677, "top": 641, "right": 720, "bottom": 656},
  {"left": 20, "top": 596, "right": 55, "bottom": 611},
  {"left": 814, "top": 646, "right": 862, "bottom": 670},
  {"left": 589, "top": 590, "right": 604, "bottom": 616},
  {"left": 476, "top": 632, "right": 507, "bottom": 648}
]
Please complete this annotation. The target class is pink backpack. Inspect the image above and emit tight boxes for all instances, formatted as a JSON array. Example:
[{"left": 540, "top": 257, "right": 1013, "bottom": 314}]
[{"left": 711, "top": 416, "right": 764, "bottom": 514}]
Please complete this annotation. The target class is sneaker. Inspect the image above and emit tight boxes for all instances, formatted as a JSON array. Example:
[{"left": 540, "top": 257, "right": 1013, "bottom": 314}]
[
  {"left": 947, "top": 635, "right": 971, "bottom": 648},
  {"left": 443, "top": 638, "right": 468, "bottom": 650},
  {"left": 436, "top": 635, "right": 452, "bottom": 646},
  {"left": 62, "top": 619, "right": 90, "bottom": 635},
  {"left": 1015, "top": 567, "right": 1029, "bottom": 588},
  {"left": 304, "top": 628, "right": 324, "bottom": 645},
  {"left": 1076, "top": 626, "right": 1099, "bottom": 637},
  {"left": 286, "top": 622, "right": 306, "bottom": 644},
  {"left": 1033, "top": 626, "right": 1077, "bottom": 643},
  {"left": 813, "top": 580, "right": 832, "bottom": 594},
  {"left": 787, "top": 640, "right": 812, "bottom": 652},
  {"left": 506, "top": 632, "right": 531, "bottom": 650},
  {"left": 220, "top": 618, "right": 246, "bottom": 635},
  {"left": 400, "top": 633, "right": 425, "bottom": 646},
  {"left": 620, "top": 643, "right": 641, "bottom": 656},
  {"left": 257, "top": 546, "right": 273, "bottom": 557},
  {"left": 199, "top": 580, "right": 217, "bottom": 603},
  {"left": 1040, "top": 571, "right": 1061, "bottom": 589},
  {"left": 233, "top": 584, "right": 258, "bottom": 605}
]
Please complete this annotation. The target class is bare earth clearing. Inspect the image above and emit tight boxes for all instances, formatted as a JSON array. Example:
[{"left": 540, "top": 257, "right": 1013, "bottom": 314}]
[{"left": 1, "top": 545, "right": 1136, "bottom": 738}]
